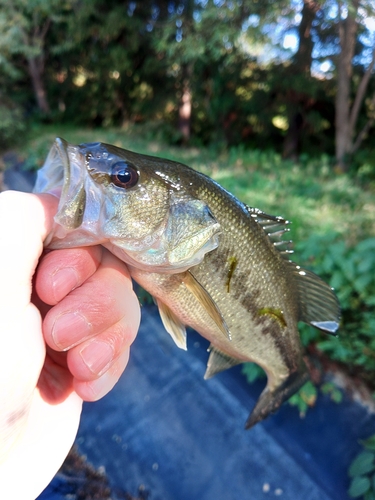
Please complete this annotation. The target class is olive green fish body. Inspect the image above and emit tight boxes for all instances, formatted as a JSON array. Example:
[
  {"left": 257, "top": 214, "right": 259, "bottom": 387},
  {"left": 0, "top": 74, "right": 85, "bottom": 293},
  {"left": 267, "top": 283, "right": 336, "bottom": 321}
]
[
  {"left": 128, "top": 169, "right": 311, "bottom": 426},
  {"left": 131, "top": 171, "right": 302, "bottom": 375},
  {"left": 34, "top": 138, "right": 340, "bottom": 428}
]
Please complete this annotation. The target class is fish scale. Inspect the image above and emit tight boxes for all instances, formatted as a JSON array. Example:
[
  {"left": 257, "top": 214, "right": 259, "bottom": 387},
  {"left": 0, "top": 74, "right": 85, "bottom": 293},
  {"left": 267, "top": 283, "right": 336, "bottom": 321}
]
[{"left": 34, "top": 138, "right": 340, "bottom": 428}]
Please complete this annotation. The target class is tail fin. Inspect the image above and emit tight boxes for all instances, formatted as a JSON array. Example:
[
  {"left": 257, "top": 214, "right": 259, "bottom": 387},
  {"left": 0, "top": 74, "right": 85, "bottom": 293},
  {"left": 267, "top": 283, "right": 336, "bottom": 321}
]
[{"left": 245, "top": 362, "right": 309, "bottom": 429}]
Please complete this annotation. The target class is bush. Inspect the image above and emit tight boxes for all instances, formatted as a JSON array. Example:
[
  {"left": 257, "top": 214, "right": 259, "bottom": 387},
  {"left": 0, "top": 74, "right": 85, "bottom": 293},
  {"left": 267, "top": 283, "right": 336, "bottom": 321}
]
[
  {"left": 348, "top": 435, "right": 375, "bottom": 499},
  {"left": 296, "top": 234, "right": 375, "bottom": 379},
  {"left": 0, "top": 103, "right": 26, "bottom": 151}
]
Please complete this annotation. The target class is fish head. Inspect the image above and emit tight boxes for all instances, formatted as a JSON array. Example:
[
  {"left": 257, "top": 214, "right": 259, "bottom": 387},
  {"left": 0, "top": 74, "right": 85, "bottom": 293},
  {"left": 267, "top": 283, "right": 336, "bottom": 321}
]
[{"left": 34, "top": 138, "right": 221, "bottom": 272}]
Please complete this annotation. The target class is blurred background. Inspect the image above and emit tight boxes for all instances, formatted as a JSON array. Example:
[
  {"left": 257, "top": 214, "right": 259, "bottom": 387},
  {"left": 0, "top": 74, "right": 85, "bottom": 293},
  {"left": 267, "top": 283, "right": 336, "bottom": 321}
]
[{"left": 1, "top": 1, "right": 375, "bottom": 498}]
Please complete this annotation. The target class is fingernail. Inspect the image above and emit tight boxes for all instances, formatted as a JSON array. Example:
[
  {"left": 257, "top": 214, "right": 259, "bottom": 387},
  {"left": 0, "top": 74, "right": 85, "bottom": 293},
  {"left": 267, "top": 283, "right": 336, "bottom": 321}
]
[
  {"left": 52, "top": 268, "right": 79, "bottom": 299},
  {"left": 79, "top": 341, "right": 115, "bottom": 376},
  {"left": 52, "top": 312, "right": 92, "bottom": 350}
]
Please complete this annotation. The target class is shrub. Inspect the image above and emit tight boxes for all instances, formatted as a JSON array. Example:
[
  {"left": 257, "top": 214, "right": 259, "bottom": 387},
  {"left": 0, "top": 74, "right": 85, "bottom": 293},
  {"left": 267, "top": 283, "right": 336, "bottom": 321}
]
[
  {"left": 348, "top": 435, "right": 375, "bottom": 499},
  {"left": 296, "top": 234, "right": 375, "bottom": 379},
  {"left": 0, "top": 103, "right": 26, "bottom": 151}
]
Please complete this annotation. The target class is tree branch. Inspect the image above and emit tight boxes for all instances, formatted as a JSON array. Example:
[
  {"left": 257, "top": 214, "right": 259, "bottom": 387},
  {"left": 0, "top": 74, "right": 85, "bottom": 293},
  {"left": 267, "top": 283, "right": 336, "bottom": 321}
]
[
  {"left": 351, "top": 91, "right": 375, "bottom": 154},
  {"left": 349, "top": 46, "right": 375, "bottom": 137}
]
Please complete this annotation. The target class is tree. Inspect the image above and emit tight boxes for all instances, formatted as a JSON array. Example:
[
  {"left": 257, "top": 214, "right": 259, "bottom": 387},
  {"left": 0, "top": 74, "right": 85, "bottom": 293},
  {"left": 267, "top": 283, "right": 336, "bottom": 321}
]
[
  {"left": 0, "top": 0, "right": 76, "bottom": 115},
  {"left": 153, "top": 0, "right": 264, "bottom": 144},
  {"left": 334, "top": 0, "right": 375, "bottom": 171},
  {"left": 282, "top": 0, "right": 322, "bottom": 159}
]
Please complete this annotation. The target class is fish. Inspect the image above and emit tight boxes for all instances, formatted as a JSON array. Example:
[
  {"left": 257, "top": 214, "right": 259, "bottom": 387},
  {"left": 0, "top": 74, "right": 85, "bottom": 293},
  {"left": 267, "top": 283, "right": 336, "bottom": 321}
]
[{"left": 34, "top": 137, "right": 340, "bottom": 428}]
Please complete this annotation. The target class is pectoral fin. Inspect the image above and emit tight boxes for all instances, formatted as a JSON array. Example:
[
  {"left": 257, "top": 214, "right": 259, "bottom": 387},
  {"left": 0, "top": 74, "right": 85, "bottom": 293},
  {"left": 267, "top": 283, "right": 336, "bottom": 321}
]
[
  {"left": 204, "top": 345, "right": 242, "bottom": 379},
  {"left": 156, "top": 299, "right": 187, "bottom": 350},
  {"left": 183, "top": 271, "right": 231, "bottom": 341}
]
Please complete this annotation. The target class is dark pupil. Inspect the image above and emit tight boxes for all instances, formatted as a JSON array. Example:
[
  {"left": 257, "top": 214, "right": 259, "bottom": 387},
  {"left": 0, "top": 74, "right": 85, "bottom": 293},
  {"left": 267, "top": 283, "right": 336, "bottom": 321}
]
[
  {"left": 117, "top": 169, "right": 132, "bottom": 184},
  {"left": 111, "top": 162, "right": 138, "bottom": 188}
]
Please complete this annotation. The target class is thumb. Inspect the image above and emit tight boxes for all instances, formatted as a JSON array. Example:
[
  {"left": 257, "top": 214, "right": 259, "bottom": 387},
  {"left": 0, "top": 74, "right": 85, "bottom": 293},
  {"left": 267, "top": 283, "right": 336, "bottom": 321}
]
[
  {"left": 0, "top": 192, "right": 82, "bottom": 499},
  {"left": 0, "top": 192, "right": 59, "bottom": 457},
  {"left": 0, "top": 192, "right": 59, "bottom": 456}
]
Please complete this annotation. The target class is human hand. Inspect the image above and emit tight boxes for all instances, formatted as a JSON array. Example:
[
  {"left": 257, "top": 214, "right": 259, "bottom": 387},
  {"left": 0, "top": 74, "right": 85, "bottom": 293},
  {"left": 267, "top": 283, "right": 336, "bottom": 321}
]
[{"left": 0, "top": 191, "right": 140, "bottom": 499}]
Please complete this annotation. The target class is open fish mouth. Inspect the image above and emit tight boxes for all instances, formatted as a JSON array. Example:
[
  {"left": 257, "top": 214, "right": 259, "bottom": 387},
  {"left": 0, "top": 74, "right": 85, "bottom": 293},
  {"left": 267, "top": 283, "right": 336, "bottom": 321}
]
[
  {"left": 34, "top": 137, "right": 69, "bottom": 197},
  {"left": 34, "top": 138, "right": 90, "bottom": 240}
]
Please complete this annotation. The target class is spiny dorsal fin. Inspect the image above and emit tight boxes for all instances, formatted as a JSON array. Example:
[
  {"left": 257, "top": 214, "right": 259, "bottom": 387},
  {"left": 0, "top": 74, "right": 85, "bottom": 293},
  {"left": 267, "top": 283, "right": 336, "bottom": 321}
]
[
  {"left": 204, "top": 345, "right": 242, "bottom": 379},
  {"left": 156, "top": 298, "right": 187, "bottom": 350},
  {"left": 288, "top": 261, "right": 341, "bottom": 336},
  {"left": 245, "top": 206, "right": 294, "bottom": 259},
  {"left": 183, "top": 271, "right": 231, "bottom": 341}
]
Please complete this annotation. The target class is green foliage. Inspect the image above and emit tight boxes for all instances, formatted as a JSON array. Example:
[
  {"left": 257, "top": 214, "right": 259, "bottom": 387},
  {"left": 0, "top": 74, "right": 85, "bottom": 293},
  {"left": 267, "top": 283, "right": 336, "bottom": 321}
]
[
  {"left": 0, "top": 0, "right": 374, "bottom": 161},
  {"left": 320, "top": 382, "right": 343, "bottom": 404},
  {"left": 288, "top": 381, "right": 318, "bottom": 417},
  {"left": 295, "top": 234, "right": 375, "bottom": 377},
  {"left": 241, "top": 363, "right": 266, "bottom": 383},
  {"left": 135, "top": 285, "right": 154, "bottom": 306},
  {"left": 348, "top": 436, "right": 375, "bottom": 499},
  {"left": 0, "top": 102, "right": 26, "bottom": 150}
]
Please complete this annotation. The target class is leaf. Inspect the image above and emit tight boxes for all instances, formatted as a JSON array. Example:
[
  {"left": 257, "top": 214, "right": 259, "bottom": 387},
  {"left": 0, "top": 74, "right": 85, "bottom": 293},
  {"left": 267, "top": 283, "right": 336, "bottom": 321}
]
[
  {"left": 241, "top": 363, "right": 266, "bottom": 383},
  {"left": 348, "top": 476, "right": 371, "bottom": 498},
  {"left": 357, "top": 257, "right": 375, "bottom": 275},
  {"left": 356, "top": 238, "right": 375, "bottom": 253},
  {"left": 362, "top": 435, "right": 375, "bottom": 452},
  {"left": 364, "top": 489, "right": 375, "bottom": 500},
  {"left": 349, "top": 452, "right": 375, "bottom": 477},
  {"left": 321, "top": 382, "right": 343, "bottom": 403},
  {"left": 354, "top": 274, "right": 373, "bottom": 294},
  {"left": 299, "top": 381, "right": 318, "bottom": 406}
]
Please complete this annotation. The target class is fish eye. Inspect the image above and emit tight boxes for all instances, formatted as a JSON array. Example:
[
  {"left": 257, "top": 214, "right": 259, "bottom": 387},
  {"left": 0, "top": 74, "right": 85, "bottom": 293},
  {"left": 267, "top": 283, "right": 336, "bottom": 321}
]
[{"left": 110, "top": 161, "right": 139, "bottom": 189}]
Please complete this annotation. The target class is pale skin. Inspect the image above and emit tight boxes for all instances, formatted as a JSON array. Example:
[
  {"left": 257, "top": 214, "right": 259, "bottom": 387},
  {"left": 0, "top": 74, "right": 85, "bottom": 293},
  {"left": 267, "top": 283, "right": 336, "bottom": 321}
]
[{"left": 0, "top": 191, "right": 141, "bottom": 499}]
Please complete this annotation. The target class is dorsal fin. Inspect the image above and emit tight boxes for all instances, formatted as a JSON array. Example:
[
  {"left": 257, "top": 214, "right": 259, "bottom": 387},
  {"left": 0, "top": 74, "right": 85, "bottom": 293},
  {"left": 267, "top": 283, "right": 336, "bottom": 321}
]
[
  {"left": 245, "top": 206, "right": 294, "bottom": 259},
  {"left": 287, "top": 261, "right": 341, "bottom": 336},
  {"left": 204, "top": 345, "right": 242, "bottom": 379}
]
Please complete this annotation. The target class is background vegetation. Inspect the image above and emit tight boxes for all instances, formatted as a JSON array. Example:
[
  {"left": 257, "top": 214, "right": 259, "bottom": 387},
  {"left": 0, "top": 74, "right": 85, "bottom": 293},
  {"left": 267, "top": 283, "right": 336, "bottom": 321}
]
[
  {"left": 1, "top": 2, "right": 375, "bottom": 495},
  {"left": 2, "top": 0, "right": 375, "bottom": 171}
]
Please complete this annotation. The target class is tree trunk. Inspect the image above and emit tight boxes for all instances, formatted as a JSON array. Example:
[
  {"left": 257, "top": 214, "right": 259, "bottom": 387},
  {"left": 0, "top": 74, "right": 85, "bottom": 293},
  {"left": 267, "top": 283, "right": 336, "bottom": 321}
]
[
  {"left": 27, "top": 55, "right": 50, "bottom": 115},
  {"left": 348, "top": 48, "right": 375, "bottom": 137},
  {"left": 294, "top": 0, "right": 320, "bottom": 73},
  {"left": 283, "top": 110, "right": 303, "bottom": 160},
  {"left": 282, "top": 0, "right": 320, "bottom": 159},
  {"left": 335, "top": 0, "right": 359, "bottom": 172},
  {"left": 178, "top": 70, "right": 192, "bottom": 144}
]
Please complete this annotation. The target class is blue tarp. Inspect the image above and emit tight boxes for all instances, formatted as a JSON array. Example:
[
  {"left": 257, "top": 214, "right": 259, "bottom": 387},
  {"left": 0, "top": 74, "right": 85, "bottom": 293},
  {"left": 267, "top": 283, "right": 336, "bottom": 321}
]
[{"left": 39, "top": 306, "right": 375, "bottom": 500}]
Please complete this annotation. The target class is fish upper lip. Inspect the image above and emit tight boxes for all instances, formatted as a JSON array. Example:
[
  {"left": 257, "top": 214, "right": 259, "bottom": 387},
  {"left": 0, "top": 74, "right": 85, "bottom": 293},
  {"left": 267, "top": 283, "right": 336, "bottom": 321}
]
[
  {"left": 33, "top": 137, "right": 70, "bottom": 195},
  {"left": 34, "top": 137, "right": 88, "bottom": 232},
  {"left": 55, "top": 137, "right": 70, "bottom": 195}
]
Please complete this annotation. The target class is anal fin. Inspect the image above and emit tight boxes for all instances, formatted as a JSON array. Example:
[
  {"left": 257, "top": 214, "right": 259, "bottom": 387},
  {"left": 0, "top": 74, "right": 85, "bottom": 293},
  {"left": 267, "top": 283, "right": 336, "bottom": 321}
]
[
  {"left": 156, "top": 299, "right": 187, "bottom": 350},
  {"left": 204, "top": 345, "right": 242, "bottom": 379}
]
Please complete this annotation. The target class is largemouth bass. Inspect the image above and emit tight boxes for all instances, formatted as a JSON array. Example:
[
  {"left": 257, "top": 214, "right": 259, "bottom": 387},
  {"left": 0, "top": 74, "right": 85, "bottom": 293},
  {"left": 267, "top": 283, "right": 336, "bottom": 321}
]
[{"left": 34, "top": 138, "right": 340, "bottom": 428}]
